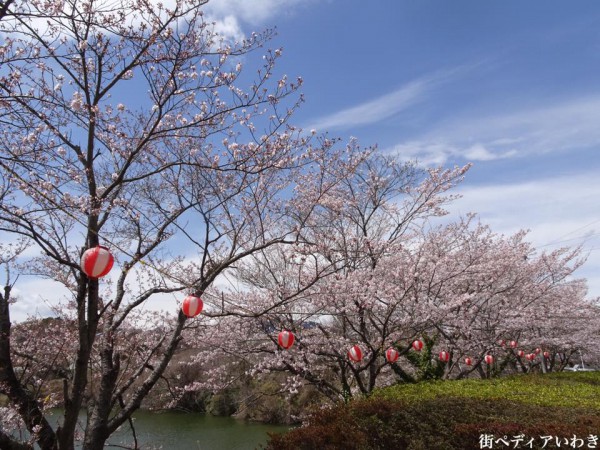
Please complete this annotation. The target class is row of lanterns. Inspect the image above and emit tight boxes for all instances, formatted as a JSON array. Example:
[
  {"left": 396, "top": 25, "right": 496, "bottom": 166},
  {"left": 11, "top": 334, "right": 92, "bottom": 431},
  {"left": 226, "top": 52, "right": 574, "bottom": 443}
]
[
  {"left": 278, "top": 335, "right": 474, "bottom": 365},
  {"left": 500, "top": 340, "right": 550, "bottom": 360},
  {"left": 80, "top": 248, "right": 552, "bottom": 363},
  {"left": 346, "top": 341, "right": 490, "bottom": 365},
  {"left": 277, "top": 335, "right": 551, "bottom": 366}
]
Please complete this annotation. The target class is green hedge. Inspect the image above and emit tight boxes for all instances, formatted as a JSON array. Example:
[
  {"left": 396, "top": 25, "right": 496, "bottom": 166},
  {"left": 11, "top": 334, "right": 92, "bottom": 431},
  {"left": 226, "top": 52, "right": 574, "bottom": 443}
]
[
  {"left": 375, "top": 372, "right": 600, "bottom": 409},
  {"left": 264, "top": 372, "right": 600, "bottom": 450}
]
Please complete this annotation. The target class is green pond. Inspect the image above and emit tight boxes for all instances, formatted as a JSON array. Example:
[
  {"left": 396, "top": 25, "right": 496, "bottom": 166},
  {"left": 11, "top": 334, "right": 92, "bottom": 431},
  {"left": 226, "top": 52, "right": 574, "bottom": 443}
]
[{"left": 46, "top": 410, "right": 290, "bottom": 450}]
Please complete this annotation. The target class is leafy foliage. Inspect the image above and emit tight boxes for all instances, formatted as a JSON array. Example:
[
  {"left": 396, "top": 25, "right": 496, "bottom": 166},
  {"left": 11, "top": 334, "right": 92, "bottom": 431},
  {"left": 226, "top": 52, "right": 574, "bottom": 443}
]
[
  {"left": 265, "top": 372, "right": 600, "bottom": 450},
  {"left": 376, "top": 372, "right": 600, "bottom": 410}
]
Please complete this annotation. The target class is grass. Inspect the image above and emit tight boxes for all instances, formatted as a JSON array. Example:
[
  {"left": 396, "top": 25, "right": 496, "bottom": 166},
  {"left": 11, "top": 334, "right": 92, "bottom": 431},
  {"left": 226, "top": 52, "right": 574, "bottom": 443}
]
[
  {"left": 374, "top": 371, "right": 600, "bottom": 409},
  {"left": 264, "top": 372, "right": 600, "bottom": 450}
]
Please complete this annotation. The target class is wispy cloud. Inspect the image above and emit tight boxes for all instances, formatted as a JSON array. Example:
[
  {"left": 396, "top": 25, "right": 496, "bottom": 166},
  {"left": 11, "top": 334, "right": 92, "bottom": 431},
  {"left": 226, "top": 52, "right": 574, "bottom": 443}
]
[
  {"left": 306, "top": 78, "right": 431, "bottom": 131},
  {"left": 392, "top": 141, "right": 520, "bottom": 166},
  {"left": 450, "top": 173, "right": 599, "bottom": 239},
  {"left": 306, "top": 65, "right": 477, "bottom": 132},
  {"left": 389, "top": 94, "right": 600, "bottom": 165}
]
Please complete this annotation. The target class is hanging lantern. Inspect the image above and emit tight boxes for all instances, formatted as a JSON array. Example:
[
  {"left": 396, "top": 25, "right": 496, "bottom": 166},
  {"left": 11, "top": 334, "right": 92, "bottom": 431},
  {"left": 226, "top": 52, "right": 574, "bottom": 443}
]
[
  {"left": 182, "top": 295, "right": 203, "bottom": 318},
  {"left": 464, "top": 357, "right": 472, "bottom": 366},
  {"left": 509, "top": 340, "right": 518, "bottom": 349},
  {"left": 80, "top": 246, "right": 114, "bottom": 279},
  {"left": 535, "top": 348, "right": 542, "bottom": 355},
  {"left": 484, "top": 354, "right": 494, "bottom": 365},
  {"left": 439, "top": 350, "right": 450, "bottom": 363},
  {"left": 543, "top": 351, "right": 550, "bottom": 359},
  {"left": 412, "top": 339, "right": 423, "bottom": 351},
  {"left": 526, "top": 353, "right": 535, "bottom": 361},
  {"left": 348, "top": 345, "right": 363, "bottom": 362},
  {"left": 278, "top": 330, "right": 295, "bottom": 350},
  {"left": 517, "top": 350, "right": 525, "bottom": 358},
  {"left": 499, "top": 339, "right": 506, "bottom": 347},
  {"left": 385, "top": 347, "right": 399, "bottom": 363}
]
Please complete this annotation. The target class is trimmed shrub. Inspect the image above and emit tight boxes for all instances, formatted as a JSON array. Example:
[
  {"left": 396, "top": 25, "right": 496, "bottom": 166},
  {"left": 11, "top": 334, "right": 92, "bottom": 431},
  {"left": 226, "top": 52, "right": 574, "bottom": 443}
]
[{"left": 265, "top": 374, "right": 600, "bottom": 450}]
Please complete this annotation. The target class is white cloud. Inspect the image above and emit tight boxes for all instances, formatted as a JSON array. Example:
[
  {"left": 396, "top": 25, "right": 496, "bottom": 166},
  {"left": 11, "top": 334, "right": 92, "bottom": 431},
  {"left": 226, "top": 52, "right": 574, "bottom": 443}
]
[
  {"left": 2, "top": 1, "right": 278, "bottom": 45},
  {"left": 450, "top": 175, "right": 597, "bottom": 239},
  {"left": 183, "top": 0, "right": 316, "bottom": 49},
  {"left": 463, "top": 144, "right": 517, "bottom": 162},
  {"left": 10, "top": 278, "right": 69, "bottom": 322},
  {"left": 389, "top": 94, "right": 600, "bottom": 165},
  {"left": 203, "top": 0, "right": 313, "bottom": 26},
  {"left": 209, "top": 14, "right": 245, "bottom": 43}
]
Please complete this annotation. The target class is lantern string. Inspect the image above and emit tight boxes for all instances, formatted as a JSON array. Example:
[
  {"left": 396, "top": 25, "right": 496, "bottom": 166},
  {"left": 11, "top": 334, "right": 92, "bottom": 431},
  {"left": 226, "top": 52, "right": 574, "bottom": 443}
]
[
  {"left": 8, "top": 174, "right": 596, "bottom": 325},
  {"left": 7, "top": 171, "right": 330, "bottom": 318}
]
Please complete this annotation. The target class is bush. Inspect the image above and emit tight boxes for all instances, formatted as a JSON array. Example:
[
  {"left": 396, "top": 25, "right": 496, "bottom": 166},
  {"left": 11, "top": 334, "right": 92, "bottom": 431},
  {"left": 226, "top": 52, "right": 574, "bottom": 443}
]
[
  {"left": 266, "top": 397, "right": 600, "bottom": 450},
  {"left": 265, "top": 373, "right": 600, "bottom": 450},
  {"left": 264, "top": 405, "right": 369, "bottom": 450},
  {"left": 208, "top": 388, "right": 239, "bottom": 416}
]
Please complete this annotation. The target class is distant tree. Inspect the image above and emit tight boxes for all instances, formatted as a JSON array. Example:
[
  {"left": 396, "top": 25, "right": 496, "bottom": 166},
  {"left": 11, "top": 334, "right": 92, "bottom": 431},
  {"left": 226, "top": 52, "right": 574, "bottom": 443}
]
[{"left": 0, "top": 1, "right": 360, "bottom": 448}]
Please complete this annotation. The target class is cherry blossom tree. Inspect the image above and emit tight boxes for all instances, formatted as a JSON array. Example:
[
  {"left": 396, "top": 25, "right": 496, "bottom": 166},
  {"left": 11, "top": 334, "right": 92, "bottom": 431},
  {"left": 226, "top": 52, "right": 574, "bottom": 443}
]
[
  {"left": 1, "top": 2, "right": 598, "bottom": 447},
  {"left": 407, "top": 220, "right": 598, "bottom": 379},
  {"left": 0, "top": 1, "right": 363, "bottom": 448},
  {"left": 183, "top": 158, "right": 599, "bottom": 403},
  {"left": 178, "top": 156, "right": 473, "bottom": 400}
]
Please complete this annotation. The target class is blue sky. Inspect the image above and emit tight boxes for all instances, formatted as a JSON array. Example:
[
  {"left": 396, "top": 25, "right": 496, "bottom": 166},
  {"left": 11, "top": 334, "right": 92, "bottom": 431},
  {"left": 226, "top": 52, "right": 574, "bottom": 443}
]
[
  {"left": 8, "top": 1, "right": 600, "bottom": 320},
  {"left": 202, "top": 0, "right": 600, "bottom": 298}
]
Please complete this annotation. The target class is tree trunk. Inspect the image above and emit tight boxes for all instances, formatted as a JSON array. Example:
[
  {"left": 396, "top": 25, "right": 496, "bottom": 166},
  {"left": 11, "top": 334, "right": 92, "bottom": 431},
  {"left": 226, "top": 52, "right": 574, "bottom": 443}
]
[{"left": 83, "top": 345, "right": 120, "bottom": 450}]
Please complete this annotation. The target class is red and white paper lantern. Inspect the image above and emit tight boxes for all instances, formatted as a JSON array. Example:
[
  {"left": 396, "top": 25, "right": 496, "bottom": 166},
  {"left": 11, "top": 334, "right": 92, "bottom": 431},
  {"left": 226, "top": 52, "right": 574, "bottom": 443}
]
[
  {"left": 509, "top": 340, "right": 518, "bottom": 349},
  {"left": 412, "top": 339, "right": 423, "bottom": 352},
  {"left": 278, "top": 330, "right": 295, "bottom": 350},
  {"left": 385, "top": 347, "right": 399, "bottom": 363},
  {"left": 348, "top": 345, "right": 363, "bottom": 362},
  {"left": 535, "top": 348, "right": 542, "bottom": 355},
  {"left": 182, "top": 295, "right": 203, "bottom": 318},
  {"left": 484, "top": 354, "right": 494, "bottom": 365},
  {"left": 464, "top": 357, "right": 472, "bottom": 366},
  {"left": 439, "top": 350, "right": 450, "bottom": 363},
  {"left": 517, "top": 350, "right": 525, "bottom": 358},
  {"left": 543, "top": 351, "right": 550, "bottom": 359},
  {"left": 526, "top": 353, "right": 535, "bottom": 361},
  {"left": 80, "top": 246, "right": 114, "bottom": 279}
]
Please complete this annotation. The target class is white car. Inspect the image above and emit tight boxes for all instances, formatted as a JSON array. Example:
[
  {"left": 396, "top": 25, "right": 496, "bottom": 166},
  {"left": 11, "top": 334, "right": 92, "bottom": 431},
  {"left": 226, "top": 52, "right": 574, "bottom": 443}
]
[{"left": 564, "top": 364, "right": 597, "bottom": 372}]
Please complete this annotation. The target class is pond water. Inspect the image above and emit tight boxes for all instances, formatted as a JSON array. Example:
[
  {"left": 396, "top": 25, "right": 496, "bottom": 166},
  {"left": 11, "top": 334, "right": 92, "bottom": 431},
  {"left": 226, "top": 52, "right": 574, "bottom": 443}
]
[{"left": 46, "top": 410, "right": 290, "bottom": 450}]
